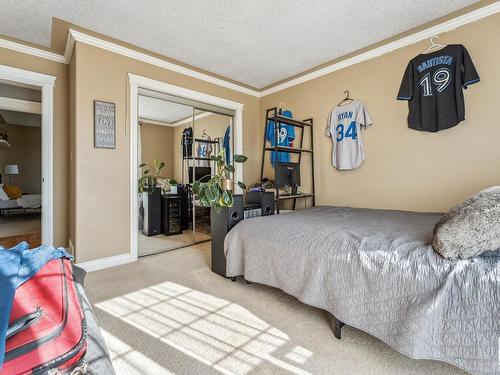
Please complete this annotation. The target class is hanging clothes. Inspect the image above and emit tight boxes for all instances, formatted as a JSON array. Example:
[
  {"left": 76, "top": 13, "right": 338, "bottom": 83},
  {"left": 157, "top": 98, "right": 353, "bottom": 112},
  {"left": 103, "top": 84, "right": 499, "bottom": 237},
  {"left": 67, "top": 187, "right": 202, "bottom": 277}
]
[
  {"left": 197, "top": 132, "right": 212, "bottom": 167},
  {"left": 223, "top": 126, "right": 231, "bottom": 164},
  {"left": 182, "top": 127, "right": 193, "bottom": 158},
  {"left": 266, "top": 110, "right": 295, "bottom": 166}
]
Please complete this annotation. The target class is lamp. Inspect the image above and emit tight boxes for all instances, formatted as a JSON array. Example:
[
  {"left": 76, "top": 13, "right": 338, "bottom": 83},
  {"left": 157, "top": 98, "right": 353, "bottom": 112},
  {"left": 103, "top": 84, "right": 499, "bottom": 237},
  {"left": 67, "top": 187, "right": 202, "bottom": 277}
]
[{"left": 4, "top": 165, "right": 19, "bottom": 184}]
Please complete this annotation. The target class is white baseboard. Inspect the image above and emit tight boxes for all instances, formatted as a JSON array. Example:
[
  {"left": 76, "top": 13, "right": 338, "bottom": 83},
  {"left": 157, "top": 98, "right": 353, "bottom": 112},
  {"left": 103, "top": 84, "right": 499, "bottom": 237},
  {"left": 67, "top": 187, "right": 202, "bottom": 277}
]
[{"left": 76, "top": 253, "right": 133, "bottom": 272}]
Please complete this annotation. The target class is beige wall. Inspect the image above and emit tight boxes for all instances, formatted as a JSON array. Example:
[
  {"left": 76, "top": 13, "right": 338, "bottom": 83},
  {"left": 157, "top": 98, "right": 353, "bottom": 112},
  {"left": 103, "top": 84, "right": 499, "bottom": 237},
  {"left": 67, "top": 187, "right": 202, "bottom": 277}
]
[
  {"left": 140, "top": 123, "right": 174, "bottom": 178},
  {"left": 0, "top": 47, "right": 69, "bottom": 247},
  {"left": 260, "top": 13, "right": 500, "bottom": 213},
  {"left": 72, "top": 42, "right": 260, "bottom": 263},
  {"left": 0, "top": 124, "right": 41, "bottom": 193}
]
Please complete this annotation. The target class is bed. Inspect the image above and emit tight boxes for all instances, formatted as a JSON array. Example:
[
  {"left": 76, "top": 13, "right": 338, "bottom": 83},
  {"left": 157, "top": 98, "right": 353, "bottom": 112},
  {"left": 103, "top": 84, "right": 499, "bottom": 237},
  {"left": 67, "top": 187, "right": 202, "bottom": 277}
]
[
  {"left": 0, "top": 195, "right": 41, "bottom": 214},
  {"left": 224, "top": 206, "right": 500, "bottom": 375}
]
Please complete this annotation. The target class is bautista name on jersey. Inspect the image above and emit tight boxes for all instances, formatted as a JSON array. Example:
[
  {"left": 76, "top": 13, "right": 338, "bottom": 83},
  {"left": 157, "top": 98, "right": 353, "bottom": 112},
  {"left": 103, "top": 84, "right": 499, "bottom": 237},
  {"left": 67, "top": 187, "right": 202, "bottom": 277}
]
[
  {"left": 325, "top": 100, "right": 373, "bottom": 170},
  {"left": 397, "top": 44, "right": 479, "bottom": 132}
]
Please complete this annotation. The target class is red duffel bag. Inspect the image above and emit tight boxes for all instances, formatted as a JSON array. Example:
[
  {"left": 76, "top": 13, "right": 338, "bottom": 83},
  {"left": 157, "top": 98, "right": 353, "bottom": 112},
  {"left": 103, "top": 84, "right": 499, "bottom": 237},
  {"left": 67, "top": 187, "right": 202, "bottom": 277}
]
[{"left": 1, "top": 258, "right": 87, "bottom": 375}]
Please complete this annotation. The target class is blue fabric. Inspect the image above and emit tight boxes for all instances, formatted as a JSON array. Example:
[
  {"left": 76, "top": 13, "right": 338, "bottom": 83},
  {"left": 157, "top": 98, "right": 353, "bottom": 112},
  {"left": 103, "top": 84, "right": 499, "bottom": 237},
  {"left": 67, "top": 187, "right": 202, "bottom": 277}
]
[
  {"left": 266, "top": 110, "right": 295, "bottom": 166},
  {"left": 0, "top": 243, "right": 72, "bottom": 368},
  {"left": 223, "top": 126, "right": 231, "bottom": 164}
]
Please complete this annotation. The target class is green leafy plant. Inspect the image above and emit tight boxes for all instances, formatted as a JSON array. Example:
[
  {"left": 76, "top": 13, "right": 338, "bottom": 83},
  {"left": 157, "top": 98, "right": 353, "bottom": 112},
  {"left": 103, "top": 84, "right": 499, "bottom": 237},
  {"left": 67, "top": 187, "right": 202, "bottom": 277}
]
[
  {"left": 192, "top": 150, "right": 247, "bottom": 213},
  {"left": 138, "top": 158, "right": 165, "bottom": 193}
]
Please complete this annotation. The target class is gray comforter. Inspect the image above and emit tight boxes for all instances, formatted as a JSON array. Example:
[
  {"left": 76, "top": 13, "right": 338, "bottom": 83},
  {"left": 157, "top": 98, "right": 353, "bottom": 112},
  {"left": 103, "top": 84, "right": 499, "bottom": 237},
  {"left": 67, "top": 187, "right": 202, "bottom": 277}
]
[{"left": 224, "top": 206, "right": 500, "bottom": 375}]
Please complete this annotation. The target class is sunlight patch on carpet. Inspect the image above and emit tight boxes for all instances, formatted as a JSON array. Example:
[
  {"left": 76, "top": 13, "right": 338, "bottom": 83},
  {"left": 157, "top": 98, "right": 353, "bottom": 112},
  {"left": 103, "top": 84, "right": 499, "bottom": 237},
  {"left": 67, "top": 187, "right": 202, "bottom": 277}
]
[
  {"left": 101, "top": 328, "right": 175, "bottom": 375},
  {"left": 95, "top": 281, "right": 313, "bottom": 375}
]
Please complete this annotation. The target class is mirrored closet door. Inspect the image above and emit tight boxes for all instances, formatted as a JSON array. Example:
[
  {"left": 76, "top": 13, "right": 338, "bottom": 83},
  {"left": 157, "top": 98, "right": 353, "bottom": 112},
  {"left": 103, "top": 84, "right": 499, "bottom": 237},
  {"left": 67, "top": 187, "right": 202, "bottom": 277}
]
[{"left": 137, "top": 88, "right": 234, "bottom": 257}]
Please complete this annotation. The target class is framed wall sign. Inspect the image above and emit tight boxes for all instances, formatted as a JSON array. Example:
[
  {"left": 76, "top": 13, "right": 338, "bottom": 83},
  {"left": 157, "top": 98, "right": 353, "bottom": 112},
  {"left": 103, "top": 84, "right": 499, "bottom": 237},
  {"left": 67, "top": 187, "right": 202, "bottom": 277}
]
[{"left": 94, "top": 100, "right": 116, "bottom": 149}]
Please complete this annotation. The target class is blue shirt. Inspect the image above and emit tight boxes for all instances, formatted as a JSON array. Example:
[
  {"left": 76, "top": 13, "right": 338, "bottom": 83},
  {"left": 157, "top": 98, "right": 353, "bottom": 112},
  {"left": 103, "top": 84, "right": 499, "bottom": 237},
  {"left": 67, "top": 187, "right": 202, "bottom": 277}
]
[
  {"left": 223, "top": 126, "right": 231, "bottom": 164},
  {"left": 266, "top": 110, "right": 295, "bottom": 166}
]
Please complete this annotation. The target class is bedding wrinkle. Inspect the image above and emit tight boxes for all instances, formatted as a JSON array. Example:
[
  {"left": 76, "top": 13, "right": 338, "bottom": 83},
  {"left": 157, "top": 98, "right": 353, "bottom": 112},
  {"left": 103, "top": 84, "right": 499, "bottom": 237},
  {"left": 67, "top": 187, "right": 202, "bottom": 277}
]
[{"left": 224, "top": 206, "right": 499, "bottom": 374}]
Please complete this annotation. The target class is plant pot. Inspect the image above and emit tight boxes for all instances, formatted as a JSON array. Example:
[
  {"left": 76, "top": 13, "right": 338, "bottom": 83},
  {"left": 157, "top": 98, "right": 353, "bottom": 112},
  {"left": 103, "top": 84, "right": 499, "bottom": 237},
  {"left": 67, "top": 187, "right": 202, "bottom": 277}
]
[
  {"left": 223, "top": 179, "right": 233, "bottom": 191},
  {"left": 170, "top": 185, "right": 178, "bottom": 195}
]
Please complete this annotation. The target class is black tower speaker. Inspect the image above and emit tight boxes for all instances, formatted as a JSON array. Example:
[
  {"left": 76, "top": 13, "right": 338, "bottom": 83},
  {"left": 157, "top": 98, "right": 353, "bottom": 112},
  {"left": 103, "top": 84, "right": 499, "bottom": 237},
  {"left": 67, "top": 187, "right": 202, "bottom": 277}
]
[
  {"left": 245, "top": 191, "right": 275, "bottom": 216},
  {"left": 142, "top": 188, "right": 162, "bottom": 236},
  {"left": 177, "top": 184, "right": 190, "bottom": 230},
  {"left": 211, "top": 194, "right": 244, "bottom": 277}
]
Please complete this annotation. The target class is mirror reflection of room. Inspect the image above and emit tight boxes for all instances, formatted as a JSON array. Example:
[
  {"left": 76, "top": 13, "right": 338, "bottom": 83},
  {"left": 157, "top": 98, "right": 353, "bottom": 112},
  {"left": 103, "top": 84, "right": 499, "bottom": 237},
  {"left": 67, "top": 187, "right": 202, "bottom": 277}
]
[
  {"left": 0, "top": 81, "right": 42, "bottom": 249},
  {"left": 137, "top": 92, "right": 232, "bottom": 256}
]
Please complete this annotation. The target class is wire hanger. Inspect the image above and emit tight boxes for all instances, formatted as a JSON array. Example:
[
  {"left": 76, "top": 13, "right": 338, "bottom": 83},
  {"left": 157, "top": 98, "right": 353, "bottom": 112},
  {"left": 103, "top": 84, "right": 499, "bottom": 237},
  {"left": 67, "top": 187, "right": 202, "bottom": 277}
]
[
  {"left": 338, "top": 90, "right": 353, "bottom": 106},
  {"left": 423, "top": 36, "right": 446, "bottom": 54}
]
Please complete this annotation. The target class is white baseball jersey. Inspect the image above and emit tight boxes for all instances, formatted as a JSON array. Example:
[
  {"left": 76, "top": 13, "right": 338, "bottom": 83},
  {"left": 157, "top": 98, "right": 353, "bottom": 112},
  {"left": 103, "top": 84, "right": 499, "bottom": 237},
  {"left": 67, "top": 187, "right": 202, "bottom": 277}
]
[{"left": 325, "top": 100, "right": 373, "bottom": 170}]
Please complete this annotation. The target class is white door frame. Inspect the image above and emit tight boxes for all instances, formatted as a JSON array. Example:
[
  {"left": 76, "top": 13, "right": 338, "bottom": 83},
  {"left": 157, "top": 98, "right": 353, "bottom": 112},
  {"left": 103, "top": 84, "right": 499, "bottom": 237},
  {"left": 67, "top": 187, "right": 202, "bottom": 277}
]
[
  {"left": 0, "top": 65, "right": 56, "bottom": 245},
  {"left": 128, "top": 73, "right": 244, "bottom": 262}
]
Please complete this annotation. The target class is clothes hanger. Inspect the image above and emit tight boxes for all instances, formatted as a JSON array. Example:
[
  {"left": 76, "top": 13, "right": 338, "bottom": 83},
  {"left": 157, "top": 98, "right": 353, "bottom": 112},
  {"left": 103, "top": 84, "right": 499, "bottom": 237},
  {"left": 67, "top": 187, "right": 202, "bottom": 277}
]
[
  {"left": 338, "top": 90, "right": 353, "bottom": 106},
  {"left": 423, "top": 36, "right": 446, "bottom": 54}
]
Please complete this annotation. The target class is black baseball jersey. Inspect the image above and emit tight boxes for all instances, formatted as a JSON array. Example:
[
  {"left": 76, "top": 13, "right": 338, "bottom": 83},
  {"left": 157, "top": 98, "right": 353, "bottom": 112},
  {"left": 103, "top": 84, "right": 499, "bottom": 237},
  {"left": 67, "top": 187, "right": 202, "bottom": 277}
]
[{"left": 397, "top": 44, "right": 479, "bottom": 132}]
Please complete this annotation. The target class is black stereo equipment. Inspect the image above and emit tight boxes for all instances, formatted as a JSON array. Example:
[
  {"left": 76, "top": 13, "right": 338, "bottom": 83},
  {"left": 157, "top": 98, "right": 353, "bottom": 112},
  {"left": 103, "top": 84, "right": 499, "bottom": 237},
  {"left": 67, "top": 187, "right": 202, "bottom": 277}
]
[
  {"left": 245, "top": 191, "right": 275, "bottom": 216},
  {"left": 210, "top": 194, "right": 244, "bottom": 277},
  {"left": 142, "top": 188, "right": 162, "bottom": 236}
]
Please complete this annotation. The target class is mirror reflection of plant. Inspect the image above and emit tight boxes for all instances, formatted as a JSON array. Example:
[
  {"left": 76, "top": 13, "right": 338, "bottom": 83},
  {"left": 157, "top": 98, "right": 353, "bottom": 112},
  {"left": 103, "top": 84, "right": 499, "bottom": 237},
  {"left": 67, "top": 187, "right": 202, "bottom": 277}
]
[
  {"left": 192, "top": 150, "right": 247, "bottom": 213},
  {"left": 138, "top": 158, "right": 177, "bottom": 194}
]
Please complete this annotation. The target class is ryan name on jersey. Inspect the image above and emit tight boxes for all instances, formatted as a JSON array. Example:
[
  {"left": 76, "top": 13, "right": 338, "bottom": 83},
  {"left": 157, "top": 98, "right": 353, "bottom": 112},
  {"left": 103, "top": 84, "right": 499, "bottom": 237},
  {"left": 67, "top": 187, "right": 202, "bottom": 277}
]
[{"left": 337, "top": 111, "right": 353, "bottom": 122}]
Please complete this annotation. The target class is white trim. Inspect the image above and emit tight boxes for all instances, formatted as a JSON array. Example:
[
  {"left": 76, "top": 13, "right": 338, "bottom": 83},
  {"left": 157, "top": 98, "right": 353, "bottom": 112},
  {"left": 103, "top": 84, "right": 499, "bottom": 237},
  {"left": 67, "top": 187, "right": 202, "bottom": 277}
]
[
  {"left": 76, "top": 253, "right": 132, "bottom": 272},
  {"left": 0, "top": 97, "right": 41, "bottom": 114},
  {"left": 0, "top": 3, "right": 497, "bottom": 97},
  {"left": 171, "top": 111, "right": 213, "bottom": 127},
  {"left": 261, "top": 2, "right": 500, "bottom": 96},
  {"left": 0, "top": 64, "right": 55, "bottom": 246},
  {"left": 41, "top": 84, "right": 54, "bottom": 246},
  {"left": 138, "top": 112, "right": 215, "bottom": 127},
  {"left": 0, "top": 38, "right": 66, "bottom": 64},
  {"left": 0, "top": 65, "right": 56, "bottom": 86},
  {"left": 138, "top": 117, "right": 173, "bottom": 127},
  {"left": 128, "top": 73, "right": 244, "bottom": 262},
  {"left": 68, "top": 29, "right": 260, "bottom": 97}
]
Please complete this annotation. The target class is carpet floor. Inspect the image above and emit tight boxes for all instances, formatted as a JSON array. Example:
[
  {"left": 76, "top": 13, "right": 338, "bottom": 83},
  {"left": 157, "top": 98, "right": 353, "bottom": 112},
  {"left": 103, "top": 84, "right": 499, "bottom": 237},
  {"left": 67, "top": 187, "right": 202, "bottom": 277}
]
[{"left": 85, "top": 242, "right": 467, "bottom": 375}]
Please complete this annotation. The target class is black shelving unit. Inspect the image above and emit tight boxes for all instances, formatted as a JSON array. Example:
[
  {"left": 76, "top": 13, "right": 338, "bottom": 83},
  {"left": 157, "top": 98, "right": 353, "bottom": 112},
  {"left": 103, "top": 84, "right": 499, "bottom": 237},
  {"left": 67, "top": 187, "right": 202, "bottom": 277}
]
[{"left": 259, "top": 107, "right": 315, "bottom": 214}]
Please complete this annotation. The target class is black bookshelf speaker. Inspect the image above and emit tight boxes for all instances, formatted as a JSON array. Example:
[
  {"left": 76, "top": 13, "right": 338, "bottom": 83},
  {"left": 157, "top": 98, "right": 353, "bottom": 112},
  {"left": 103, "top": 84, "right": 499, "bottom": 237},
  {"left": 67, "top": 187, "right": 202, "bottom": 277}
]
[
  {"left": 142, "top": 188, "right": 162, "bottom": 236},
  {"left": 211, "top": 194, "right": 243, "bottom": 277},
  {"left": 246, "top": 191, "right": 275, "bottom": 216}
]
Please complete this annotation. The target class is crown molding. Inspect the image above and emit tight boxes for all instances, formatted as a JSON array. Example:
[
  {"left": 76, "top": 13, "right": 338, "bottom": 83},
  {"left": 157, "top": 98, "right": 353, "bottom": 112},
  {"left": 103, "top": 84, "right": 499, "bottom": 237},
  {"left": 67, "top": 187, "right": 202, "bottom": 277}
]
[
  {"left": 172, "top": 111, "right": 213, "bottom": 127},
  {"left": 66, "top": 29, "right": 261, "bottom": 97},
  {"left": 260, "top": 2, "right": 500, "bottom": 96},
  {"left": 0, "top": 2, "right": 498, "bottom": 98},
  {"left": 0, "top": 37, "right": 66, "bottom": 64}
]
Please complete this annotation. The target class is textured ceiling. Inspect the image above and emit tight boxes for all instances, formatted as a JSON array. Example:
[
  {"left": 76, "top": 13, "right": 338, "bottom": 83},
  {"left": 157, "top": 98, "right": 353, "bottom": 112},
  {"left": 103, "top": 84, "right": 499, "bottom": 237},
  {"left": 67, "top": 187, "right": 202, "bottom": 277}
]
[{"left": 0, "top": 0, "right": 478, "bottom": 88}]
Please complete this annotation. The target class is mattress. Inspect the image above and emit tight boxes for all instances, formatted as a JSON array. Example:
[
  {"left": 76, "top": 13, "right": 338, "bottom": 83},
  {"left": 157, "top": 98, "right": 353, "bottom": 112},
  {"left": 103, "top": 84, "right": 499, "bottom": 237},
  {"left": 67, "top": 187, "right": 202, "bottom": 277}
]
[
  {"left": 225, "top": 206, "right": 500, "bottom": 374},
  {"left": 0, "top": 199, "right": 20, "bottom": 210}
]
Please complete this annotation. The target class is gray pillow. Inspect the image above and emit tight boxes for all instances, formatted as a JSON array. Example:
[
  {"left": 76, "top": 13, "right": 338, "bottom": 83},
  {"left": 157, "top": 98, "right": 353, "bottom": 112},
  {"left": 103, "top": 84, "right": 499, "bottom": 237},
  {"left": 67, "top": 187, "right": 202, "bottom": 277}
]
[{"left": 432, "top": 186, "right": 500, "bottom": 259}]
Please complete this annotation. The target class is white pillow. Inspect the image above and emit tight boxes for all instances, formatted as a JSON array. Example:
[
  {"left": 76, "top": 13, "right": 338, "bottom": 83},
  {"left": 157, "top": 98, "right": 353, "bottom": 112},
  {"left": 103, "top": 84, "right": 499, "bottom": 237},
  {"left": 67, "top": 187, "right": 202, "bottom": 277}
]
[{"left": 0, "top": 185, "right": 9, "bottom": 201}]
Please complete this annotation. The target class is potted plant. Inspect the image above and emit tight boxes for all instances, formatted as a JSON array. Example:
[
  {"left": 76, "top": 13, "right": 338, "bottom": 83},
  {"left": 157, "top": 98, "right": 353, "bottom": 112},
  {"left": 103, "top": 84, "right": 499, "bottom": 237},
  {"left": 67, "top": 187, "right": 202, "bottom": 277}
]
[
  {"left": 191, "top": 150, "right": 247, "bottom": 213},
  {"left": 138, "top": 158, "right": 165, "bottom": 236}
]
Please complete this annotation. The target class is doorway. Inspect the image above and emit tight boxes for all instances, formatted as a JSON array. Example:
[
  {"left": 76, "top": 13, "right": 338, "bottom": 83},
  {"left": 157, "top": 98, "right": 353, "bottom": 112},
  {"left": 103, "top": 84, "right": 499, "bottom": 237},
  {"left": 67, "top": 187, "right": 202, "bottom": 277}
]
[
  {"left": 129, "top": 74, "right": 244, "bottom": 261},
  {"left": 0, "top": 65, "right": 55, "bottom": 247}
]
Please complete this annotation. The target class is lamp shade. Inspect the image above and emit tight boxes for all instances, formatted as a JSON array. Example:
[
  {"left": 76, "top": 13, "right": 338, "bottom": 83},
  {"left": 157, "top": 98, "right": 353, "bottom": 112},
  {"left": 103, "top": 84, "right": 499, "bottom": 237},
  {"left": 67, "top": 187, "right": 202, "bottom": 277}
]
[{"left": 4, "top": 164, "right": 19, "bottom": 176}]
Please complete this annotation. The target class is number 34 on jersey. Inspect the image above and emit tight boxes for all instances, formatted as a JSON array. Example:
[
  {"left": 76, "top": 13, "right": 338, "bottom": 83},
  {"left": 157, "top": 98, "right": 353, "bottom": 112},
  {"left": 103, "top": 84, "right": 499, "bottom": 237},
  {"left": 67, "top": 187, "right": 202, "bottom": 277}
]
[{"left": 325, "top": 100, "right": 373, "bottom": 170}]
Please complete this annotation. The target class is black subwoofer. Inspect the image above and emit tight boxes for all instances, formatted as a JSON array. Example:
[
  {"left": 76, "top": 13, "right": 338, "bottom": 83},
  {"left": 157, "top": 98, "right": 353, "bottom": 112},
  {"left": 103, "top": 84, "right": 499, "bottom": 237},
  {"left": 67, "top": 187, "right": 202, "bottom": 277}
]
[
  {"left": 245, "top": 191, "right": 275, "bottom": 216},
  {"left": 211, "top": 194, "right": 243, "bottom": 277}
]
